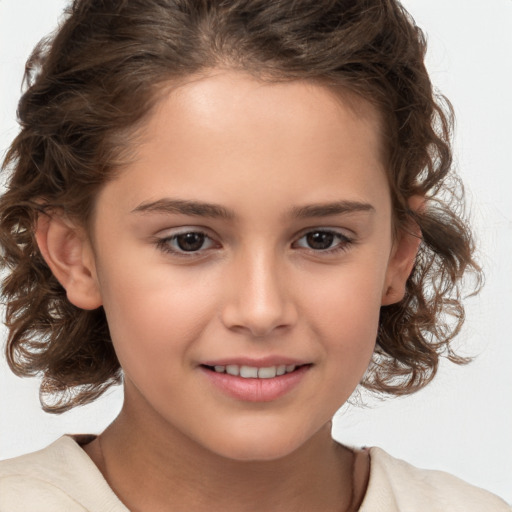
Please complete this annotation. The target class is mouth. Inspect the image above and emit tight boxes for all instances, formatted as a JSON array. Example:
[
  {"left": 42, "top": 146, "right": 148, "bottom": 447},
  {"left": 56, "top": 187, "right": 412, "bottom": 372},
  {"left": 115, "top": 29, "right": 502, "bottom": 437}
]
[
  {"left": 200, "top": 363, "right": 309, "bottom": 379},
  {"left": 199, "top": 361, "right": 312, "bottom": 402}
]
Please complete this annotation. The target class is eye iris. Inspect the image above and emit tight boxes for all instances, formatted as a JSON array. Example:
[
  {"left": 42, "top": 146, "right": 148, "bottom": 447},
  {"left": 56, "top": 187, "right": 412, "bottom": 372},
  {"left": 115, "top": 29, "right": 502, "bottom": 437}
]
[
  {"left": 176, "top": 233, "right": 205, "bottom": 251},
  {"left": 307, "top": 231, "right": 334, "bottom": 250}
]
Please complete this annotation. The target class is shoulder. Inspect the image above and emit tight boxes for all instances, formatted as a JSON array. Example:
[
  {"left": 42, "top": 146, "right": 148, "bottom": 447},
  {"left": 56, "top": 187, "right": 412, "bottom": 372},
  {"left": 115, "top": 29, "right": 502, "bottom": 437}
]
[
  {"left": 359, "top": 446, "right": 511, "bottom": 512},
  {"left": 0, "top": 436, "right": 128, "bottom": 512}
]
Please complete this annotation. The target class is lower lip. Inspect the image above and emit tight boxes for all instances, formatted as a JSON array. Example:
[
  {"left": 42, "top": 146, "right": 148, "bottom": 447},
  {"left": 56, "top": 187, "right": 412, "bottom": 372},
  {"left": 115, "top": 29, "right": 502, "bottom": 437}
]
[{"left": 200, "top": 365, "right": 310, "bottom": 402}]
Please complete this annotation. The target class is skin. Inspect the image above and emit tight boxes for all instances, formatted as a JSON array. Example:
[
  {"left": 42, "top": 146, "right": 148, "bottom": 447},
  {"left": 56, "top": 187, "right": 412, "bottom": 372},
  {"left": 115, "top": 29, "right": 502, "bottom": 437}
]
[{"left": 36, "top": 70, "right": 420, "bottom": 512}]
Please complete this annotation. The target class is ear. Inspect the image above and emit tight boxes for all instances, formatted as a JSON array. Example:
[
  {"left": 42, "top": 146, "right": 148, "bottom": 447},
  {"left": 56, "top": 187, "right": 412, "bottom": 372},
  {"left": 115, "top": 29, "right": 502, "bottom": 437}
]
[
  {"left": 381, "top": 198, "right": 423, "bottom": 306},
  {"left": 35, "top": 212, "right": 102, "bottom": 310}
]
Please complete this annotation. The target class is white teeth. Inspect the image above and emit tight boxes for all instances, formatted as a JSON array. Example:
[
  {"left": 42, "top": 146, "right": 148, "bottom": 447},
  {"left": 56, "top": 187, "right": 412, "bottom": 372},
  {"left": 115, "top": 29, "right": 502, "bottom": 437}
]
[
  {"left": 258, "top": 366, "right": 277, "bottom": 379},
  {"left": 226, "top": 364, "right": 239, "bottom": 376},
  {"left": 211, "top": 364, "right": 299, "bottom": 378},
  {"left": 240, "top": 365, "right": 258, "bottom": 378}
]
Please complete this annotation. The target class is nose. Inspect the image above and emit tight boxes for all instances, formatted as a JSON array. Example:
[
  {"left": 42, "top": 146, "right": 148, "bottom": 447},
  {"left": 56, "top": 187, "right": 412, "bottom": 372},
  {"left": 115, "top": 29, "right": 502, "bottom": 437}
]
[{"left": 220, "top": 248, "right": 298, "bottom": 338}]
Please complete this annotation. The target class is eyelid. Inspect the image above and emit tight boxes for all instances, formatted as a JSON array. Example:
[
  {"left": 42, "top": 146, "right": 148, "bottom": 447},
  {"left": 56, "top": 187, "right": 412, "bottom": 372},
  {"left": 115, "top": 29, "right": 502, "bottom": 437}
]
[
  {"left": 155, "top": 225, "right": 214, "bottom": 238},
  {"left": 293, "top": 226, "right": 354, "bottom": 241}
]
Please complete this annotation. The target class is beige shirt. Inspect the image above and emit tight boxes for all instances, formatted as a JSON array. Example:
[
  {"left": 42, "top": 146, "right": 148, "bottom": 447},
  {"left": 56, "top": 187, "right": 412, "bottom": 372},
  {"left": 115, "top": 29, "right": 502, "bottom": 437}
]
[{"left": 0, "top": 436, "right": 510, "bottom": 511}]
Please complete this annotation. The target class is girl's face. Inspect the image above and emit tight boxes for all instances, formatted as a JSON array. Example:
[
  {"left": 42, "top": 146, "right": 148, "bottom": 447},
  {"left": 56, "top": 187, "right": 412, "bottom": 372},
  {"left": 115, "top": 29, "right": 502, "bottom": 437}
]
[{"left": 88, "top": 71, "right": 407, "bottom": 460}]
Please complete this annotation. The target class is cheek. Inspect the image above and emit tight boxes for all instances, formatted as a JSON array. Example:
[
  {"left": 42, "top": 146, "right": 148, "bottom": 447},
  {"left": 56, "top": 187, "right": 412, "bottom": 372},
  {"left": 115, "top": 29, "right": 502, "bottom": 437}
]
[
  {"left": 304, "top": 260, "right": 385, "bottom": 336},
  {"left": 301, "top": 261, "right": 386, "bottom": 380},
  {"left": 97, "top": 258, "right": 218, "bottom": 374}
]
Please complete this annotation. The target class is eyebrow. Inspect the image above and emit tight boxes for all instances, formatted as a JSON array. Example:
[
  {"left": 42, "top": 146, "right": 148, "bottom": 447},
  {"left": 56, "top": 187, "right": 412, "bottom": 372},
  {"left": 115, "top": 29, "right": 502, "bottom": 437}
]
[
  {"left": 132, "top": 198, "right": 375, "bottom": 220},
  {"left": 132, "top": 199, "right": 235, "bottom": 219},
  {"left": 289, "top": 200, "right": 375, "bottom": 219}
]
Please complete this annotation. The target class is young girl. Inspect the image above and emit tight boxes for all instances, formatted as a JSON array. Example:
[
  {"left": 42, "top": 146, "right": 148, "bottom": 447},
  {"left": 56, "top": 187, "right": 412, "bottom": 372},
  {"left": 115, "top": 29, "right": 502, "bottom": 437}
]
[{"left": 0, "top": 0, "right": 509, "bottom": 510}]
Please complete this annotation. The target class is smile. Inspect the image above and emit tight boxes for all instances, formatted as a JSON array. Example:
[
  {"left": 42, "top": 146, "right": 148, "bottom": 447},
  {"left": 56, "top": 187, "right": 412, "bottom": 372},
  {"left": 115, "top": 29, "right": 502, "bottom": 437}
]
[
  {"left": 200, "top": 363, "right": 311, "bottom": 402},
  {"left": 206, "top": 364, "right": 298, "bottom": 379}
]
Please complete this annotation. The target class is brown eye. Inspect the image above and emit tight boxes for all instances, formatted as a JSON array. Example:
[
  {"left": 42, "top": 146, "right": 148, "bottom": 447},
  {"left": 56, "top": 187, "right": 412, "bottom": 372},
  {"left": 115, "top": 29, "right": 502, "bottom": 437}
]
[
  {"left": 294, "top": 229, "right": 352, "bottom": 253},
  {"left": 175, "top": 232, "right": 206, "bottom": 252},
  {"left": 157, "top": 230, "right": 217, "bottom": 256},
  {"left": 306, "top": 231, "right": 335, "bottom": 250}
]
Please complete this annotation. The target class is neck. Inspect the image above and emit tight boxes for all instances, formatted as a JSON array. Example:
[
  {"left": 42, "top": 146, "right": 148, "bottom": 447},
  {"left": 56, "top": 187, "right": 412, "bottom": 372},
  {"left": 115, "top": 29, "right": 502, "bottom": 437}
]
[{"left": 87, "top": 397, "right": 356, "bottom": 512}]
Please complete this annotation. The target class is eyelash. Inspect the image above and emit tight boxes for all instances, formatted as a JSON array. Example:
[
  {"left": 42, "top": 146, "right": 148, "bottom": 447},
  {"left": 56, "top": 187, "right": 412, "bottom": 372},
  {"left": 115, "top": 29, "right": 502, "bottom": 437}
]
[{"left": 155, "top": 228, "right": 354, "bottom": 258}]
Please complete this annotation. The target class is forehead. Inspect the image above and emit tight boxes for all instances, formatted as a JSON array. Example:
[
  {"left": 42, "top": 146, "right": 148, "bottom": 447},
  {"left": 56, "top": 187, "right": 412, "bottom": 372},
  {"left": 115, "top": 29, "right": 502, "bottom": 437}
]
[
  {"left": 96, "top": 70, "right": 389, "bottom": 223},
  {"left": 146, "top": 71, "right": 384, "bottom": 158}
]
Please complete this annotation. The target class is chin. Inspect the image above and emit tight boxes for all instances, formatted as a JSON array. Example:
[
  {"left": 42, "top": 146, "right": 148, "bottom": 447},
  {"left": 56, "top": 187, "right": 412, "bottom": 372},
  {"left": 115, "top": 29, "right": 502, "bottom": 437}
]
[{"left": 201, "top": 423, "right": 316, "bottom": 462}]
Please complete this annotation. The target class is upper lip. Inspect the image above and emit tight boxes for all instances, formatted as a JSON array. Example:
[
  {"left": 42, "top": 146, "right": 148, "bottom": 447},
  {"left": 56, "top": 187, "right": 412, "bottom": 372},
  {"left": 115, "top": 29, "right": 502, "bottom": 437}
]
[{"left": 200, "top": 356, "right": 310, "bottom": 367}]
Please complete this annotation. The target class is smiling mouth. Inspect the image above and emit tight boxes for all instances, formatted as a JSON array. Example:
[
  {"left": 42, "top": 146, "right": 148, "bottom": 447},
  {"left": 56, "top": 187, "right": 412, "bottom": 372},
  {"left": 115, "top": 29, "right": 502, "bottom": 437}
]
[{"left": 201, "top": 364, "right": 309, "bottom": 379}]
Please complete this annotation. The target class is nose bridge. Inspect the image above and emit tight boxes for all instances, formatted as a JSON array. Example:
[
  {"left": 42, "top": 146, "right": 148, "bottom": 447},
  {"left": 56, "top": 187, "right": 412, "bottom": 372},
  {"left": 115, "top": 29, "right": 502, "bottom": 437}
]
[{"left": 221, "top": 242, "right": 296, "bottom": 337}]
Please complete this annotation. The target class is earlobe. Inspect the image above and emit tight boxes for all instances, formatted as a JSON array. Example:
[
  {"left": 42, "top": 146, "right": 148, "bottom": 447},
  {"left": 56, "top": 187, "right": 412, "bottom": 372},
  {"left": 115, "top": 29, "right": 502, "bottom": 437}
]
[
  {"left": 35, "top": 212, "right": 102, "bottom": 310},
  {"left": 381, "top": 214, "right": 422, "bottom": 306}
]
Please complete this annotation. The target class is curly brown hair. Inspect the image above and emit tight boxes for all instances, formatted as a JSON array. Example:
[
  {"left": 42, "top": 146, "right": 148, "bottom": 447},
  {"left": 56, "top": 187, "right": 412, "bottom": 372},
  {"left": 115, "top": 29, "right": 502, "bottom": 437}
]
[{"left": 0, "top": 0, "right": 481, "bottom": 413}]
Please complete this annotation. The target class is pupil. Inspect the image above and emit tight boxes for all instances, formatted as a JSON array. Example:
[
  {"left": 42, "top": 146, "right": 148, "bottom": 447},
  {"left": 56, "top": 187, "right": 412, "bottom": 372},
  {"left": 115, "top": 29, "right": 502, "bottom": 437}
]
[
  {"left": 177, "top": 233, "right": 205, "bottom": 251},
  {"left": 307, "top": 231, "right": 334, "bottom": 250}
]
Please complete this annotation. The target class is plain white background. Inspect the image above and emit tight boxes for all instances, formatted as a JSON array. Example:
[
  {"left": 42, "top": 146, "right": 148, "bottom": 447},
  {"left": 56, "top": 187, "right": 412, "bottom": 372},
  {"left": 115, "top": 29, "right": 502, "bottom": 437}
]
[{"left": 1, "top": 0, "right": 511, "bottom": 503}]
